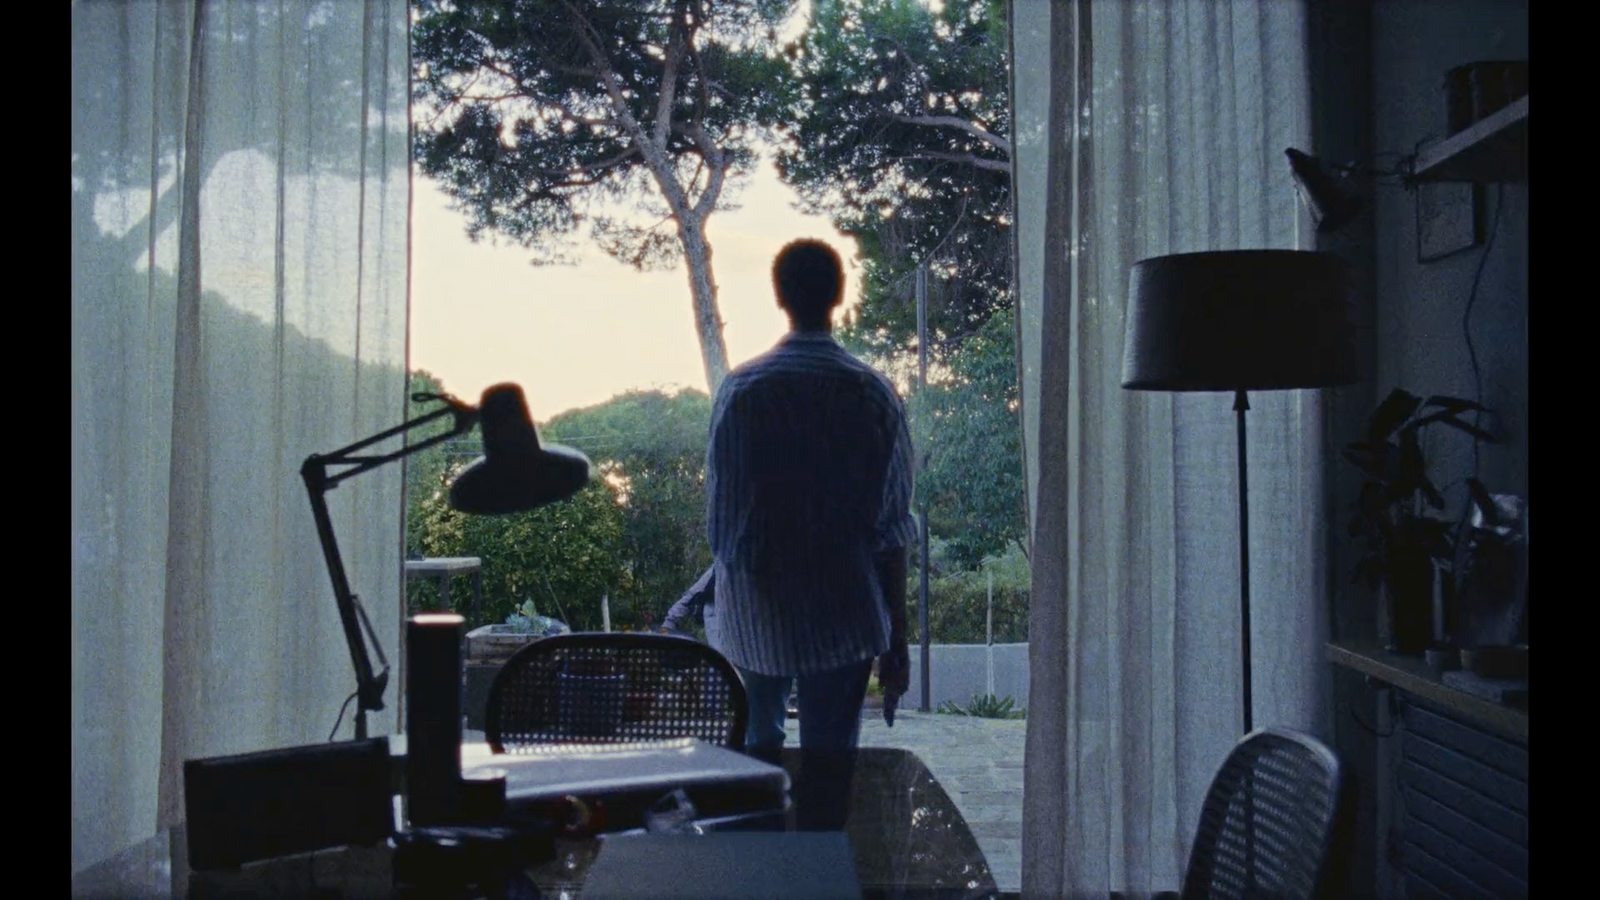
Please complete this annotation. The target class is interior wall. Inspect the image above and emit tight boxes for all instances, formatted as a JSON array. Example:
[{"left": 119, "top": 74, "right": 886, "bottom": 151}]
[
  {"left": 1306, "top": 1, "right": 1380, "bottom": 894},
  {"left": 1311, "top": 1, "right": 1527, "bottom": 895},
  {"left": 1371, "top": 0, "right": 1528, "bottom": 515}
]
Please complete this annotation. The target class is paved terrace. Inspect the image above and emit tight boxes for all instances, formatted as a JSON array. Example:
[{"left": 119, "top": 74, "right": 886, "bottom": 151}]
[{"left": 853, "top": 710, "right": 1025, "bottom": 894}]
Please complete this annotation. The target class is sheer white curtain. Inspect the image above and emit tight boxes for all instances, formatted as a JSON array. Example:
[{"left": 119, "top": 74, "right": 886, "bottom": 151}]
[
  {"left": 1011, "top": 1, "right": 1329, "bottom": 896},
  {"left": 71, "top": 0, "right": 410, "bottom": 873}
]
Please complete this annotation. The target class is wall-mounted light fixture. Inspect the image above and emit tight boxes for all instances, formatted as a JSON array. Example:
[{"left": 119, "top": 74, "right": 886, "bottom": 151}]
[{"left": 1285, "top": 148, "right": 1415, "bottom": 234}]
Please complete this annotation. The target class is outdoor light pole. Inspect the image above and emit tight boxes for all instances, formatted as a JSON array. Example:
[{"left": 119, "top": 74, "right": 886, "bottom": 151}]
[{"left": 916, "top": 262, "right": 932, "bottom": 713}]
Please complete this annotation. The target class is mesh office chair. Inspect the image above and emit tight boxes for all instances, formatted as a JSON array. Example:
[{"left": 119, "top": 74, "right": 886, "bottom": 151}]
[
  {"left": 485, "top": 632, "right": 748, "bottom": 753},
  {"left": 1180, "top": 728, "right": 1342, "bottom": 900}
]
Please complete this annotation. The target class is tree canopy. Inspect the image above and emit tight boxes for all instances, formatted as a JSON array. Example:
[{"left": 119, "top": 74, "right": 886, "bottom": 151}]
[
  {"left": 912, "top": 307, "right": 1025, "bottom": 568},
  {"left": 404, "top": 370, "right": 1022, "bottom": 640},
  {"left": 412, "top": 0, "right": 797, "bottom": 389},
  {"left": 411, "top": 469, "right": 628, "bottom": 630},
  {"left": 544, "top": 388, "right": 713, "bottom": 624},
  {"left": 776, "top": 0, "right": 1023, "bottom": 570},
  {"left": 776, "top": 0, "right": 1011, "bottom": 363}
]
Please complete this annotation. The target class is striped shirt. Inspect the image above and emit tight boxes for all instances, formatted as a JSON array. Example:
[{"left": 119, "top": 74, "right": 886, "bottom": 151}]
[{"left": 705, "top": 330, "right": 917, "bottom": 676}]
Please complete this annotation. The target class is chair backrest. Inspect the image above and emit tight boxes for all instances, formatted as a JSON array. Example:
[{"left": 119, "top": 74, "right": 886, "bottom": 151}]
[
  {"left": 485, "top": 632, "right": 747, "bottom": 753},
  {"left": 1181, "top": 728, "right": 1342, "bottom": 900}
]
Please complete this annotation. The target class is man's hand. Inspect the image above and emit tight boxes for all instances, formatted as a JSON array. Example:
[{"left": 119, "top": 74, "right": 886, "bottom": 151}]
[
  {"left": 878, "top": 639, "right": 910, "bottom": 725},
  {"left": 873, "top": 545, "right": 910, "bottom": 725}
]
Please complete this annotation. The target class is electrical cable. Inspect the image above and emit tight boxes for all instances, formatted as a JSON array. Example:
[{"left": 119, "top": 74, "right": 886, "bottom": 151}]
[
  {"left": 1461, "top": 183, "right": 1506, "bottom": 477},
  {"left": 328, "top": 691, "right": 358, "bottom": 742}
]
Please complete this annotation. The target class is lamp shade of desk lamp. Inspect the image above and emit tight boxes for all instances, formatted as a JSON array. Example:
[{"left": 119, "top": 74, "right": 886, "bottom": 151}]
[
  {"left": 1121, "top": 250, "right": 1357, "bottom": 734},
  {"left": 450, "top": 382, "right": 592, "bottom": 515}
]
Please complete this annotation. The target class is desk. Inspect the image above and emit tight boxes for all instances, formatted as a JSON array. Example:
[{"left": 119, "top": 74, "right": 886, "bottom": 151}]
[
  {"left": 1328, "top": 641, "right": 1528, "bottom": 897},
  {"left": 71, "top": 747, "right": 997, "bottom": 900},
  {"left": 405, "top": 557, "right": 483, "bottom": 625},
  {"left": 1325, "top": 640, "right": 1526, "bottom": 742}
]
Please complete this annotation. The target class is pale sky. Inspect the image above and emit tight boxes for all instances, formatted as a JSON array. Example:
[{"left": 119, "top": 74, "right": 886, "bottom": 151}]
[{"left": 408, "top": 155, "right": 862, "bottom": 422}]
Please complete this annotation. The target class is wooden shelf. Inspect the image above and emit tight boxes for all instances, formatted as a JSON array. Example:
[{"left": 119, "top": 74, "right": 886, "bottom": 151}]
[
  {"left": 1326, "top": 640, "right": 1527, "bottom": 742},
  {"left": 1411, "top": 94, "right": 1527, "bottom": 183}
]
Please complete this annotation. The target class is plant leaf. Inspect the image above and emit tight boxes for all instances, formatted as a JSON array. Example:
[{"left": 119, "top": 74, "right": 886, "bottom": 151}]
[
  {"left": 1358, "top": 482, "right": 1389, "bottom": 520},
  {"left": 1343, "top": 442, "right": 1396, "bottom": 476},
  {"left": 1429, "top": 415, "right": 1498, "bottom": 443},
  {"left": 1466, "top": 478, "right": 1498, "bottom": 526},
  {"left": 1398, "top": 429, "right": 1426, "bottom": 492},
  {"left": 1420, "top": 477, "right": 1445, "bottom": 509},
  {"left": 1367, "top": 389, "right": 1422, "bottom": 443},
  {"left": 1421, "top": 395, "right": 1490, "bottom": 414}
]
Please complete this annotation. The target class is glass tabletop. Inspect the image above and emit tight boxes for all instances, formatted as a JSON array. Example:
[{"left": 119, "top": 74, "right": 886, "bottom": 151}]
[
  {"left": 520, "top": 747, "right": 997, "bottom": 900},
  {"left": 72, "top": 746, "right": 999, "bottom": 900}
]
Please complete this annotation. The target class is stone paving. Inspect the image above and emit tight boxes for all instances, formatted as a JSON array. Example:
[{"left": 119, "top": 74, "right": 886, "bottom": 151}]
[
  {"left": 853, "top": 710, "right": 1025, "bottom": 894},
  {"left": 466, "top": 709, "right": 1027, "bottom": 893}
]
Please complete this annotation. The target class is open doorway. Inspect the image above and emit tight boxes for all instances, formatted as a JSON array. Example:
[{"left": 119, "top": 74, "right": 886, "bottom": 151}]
[{"left": 405, "top": 0, "right": 1024, "bottom": 889}]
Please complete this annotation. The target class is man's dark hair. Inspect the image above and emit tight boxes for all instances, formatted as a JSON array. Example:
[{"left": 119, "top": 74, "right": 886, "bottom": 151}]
[{"left": 772, "top": 239, "right": 843, "bottom": 329}]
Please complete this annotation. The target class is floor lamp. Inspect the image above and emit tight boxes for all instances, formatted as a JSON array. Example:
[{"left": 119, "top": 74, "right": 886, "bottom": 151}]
[{"left": 1120, "top": 250, "right": 1357, "bottom": 734}]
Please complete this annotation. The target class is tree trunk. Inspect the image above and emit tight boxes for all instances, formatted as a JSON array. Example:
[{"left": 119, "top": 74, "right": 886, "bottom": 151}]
[{"left": 677, "top": 214, "right": 729, "bottom": 392}]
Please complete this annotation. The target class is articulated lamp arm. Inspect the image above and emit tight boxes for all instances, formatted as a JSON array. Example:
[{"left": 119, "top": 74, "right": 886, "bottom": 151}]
[{"left": 301, "top": 393, "right": 479, "bottom": 740}]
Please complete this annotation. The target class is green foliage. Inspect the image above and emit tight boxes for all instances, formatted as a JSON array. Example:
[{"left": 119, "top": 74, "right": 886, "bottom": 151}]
[
  {"left": 778, "top": 0, "right": 1012, "bottom": 361},
  {"left": 906, "top": 541, "right": 1028, "bottom": 645},
  {"left": 412, "top": 469, "right": 627, "bottom": 630},
  {"left": 405, "top": 381, "right": 711, "bottom": 632},
  {"left": 778, "top": 0, "right": 1025, "bottom": 577},
  {"left": 412, "top": 0, "right": 792, "bottom": 258},
  {"left": 544, "top": 388, "right": 714, "bottom": 629},
  {"left": 938, "top": 693, "right": 1021, "bottom": 719},
  {"left": 912, "top": 308, "right": 1025, "bottom": 569}
]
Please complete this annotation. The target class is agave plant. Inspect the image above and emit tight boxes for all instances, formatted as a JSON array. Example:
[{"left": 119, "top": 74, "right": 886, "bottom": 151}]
[
  {"left": 505, "top": 599, "right": 570, "bottom": 637},
  {"left": 938, "top": 693, "right": 1020, "bottom": 719}
]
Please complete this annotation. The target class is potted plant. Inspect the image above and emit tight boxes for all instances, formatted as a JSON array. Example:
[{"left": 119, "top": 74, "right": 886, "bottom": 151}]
[
  {"left": 465, "top": 599, "right": 571, "bottom": 667},
  {"left": 1453, "top": 486, "right": 1527, "bottom": 659},
  {"left": 1344, "top": 388, "right": 1495, "bottom": 655}
]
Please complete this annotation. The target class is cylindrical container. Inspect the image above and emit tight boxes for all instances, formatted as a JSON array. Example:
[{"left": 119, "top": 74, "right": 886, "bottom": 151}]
[
  {"left": 1444, "top": 61, "right": 1528, "bottom": 134},
  {"left": 407, "top": 613, "right": 465, "bottom": 826}
]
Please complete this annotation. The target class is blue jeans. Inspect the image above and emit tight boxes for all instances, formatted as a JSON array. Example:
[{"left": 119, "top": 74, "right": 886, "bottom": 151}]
[{"left": 737, "top": 659, "right": 874, "bottom": 753}]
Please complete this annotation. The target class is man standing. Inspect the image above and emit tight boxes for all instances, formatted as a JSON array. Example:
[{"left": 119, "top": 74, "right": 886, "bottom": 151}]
[{"left": 705, "top": 239, "right": 915, "bottom": 754}]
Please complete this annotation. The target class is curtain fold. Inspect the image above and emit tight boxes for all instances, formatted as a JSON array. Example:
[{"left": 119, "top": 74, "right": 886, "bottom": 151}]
[
  {"left": 1012, "top": 2, "right": 1327, "bottom": 897},
  {"left": 71, "top": 0, "right": 410, "bottom": 873}
]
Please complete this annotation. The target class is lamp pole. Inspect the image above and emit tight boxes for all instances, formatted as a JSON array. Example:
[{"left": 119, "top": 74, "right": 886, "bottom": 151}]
[
  {"left": 917, "top": 263, "right": 931, "bottom": 713},
  {"left": 1234, "top": 388, "right": 1253, "bottom": 735}
]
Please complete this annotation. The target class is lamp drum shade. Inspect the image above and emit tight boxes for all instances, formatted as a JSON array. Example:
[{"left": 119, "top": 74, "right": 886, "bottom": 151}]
[{"left": 1120, "top": 250, "right": 1357, "bottom": 392}]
